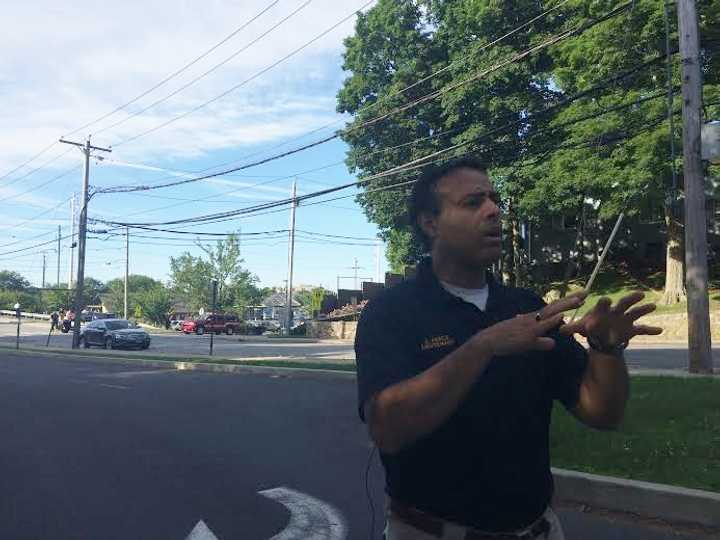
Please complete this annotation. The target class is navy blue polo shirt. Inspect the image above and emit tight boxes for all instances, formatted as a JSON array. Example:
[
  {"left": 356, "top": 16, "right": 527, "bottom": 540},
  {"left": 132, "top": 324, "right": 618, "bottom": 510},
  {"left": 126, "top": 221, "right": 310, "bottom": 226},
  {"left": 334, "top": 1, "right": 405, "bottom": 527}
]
[{"left": 355, "top": 258, "right": 588, "bottom": 532}]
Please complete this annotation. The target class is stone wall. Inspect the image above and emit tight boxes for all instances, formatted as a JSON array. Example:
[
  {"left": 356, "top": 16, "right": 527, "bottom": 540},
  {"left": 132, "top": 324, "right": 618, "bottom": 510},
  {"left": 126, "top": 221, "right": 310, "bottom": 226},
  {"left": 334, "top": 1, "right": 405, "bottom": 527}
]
[{"left": 307, "top": 320, "right": 358, "bottom": 340}]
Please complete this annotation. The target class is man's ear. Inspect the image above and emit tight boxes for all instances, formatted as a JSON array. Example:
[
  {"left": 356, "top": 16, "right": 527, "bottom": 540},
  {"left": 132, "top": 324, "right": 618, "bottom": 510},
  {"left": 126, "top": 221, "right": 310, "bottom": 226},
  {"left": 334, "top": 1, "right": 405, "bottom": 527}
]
[{"left": 417, "top": 212, "right": 438, "bottom": 242}]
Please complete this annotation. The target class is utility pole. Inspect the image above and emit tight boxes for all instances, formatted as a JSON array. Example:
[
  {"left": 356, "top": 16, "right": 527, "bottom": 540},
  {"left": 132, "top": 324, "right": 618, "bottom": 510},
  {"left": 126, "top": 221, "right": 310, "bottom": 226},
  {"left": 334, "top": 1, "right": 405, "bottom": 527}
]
[
  {"left": 60, "top": 136, "right": 111, "bottom": 348},
  {"left": 209, "top": 279, "right": 218, "bottom": 356},
  {"left": 68, "top": 194, "right": 75, "bottom": 289},
  {"left": 677, "top": 0, "right": 713, "bottom": 373},
  {"left": 42, "top": 253, "right": 46, "bottom": 289},
  {"left": 347, "top": 258, "right": 364, "bottom": 290},
  {"left": 285, "top": 180, "right": 297, "bottom": 335},
  {"left": 124, "top": 226, "right": 129, "bottom": 320},
  {"left": 56, "top": 225, "right": 61, "bottom": 287}
]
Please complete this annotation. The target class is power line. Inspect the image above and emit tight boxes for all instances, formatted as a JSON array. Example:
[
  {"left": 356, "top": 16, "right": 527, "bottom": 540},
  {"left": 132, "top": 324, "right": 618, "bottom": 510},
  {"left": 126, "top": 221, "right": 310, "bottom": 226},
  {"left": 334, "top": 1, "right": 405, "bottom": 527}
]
[
  {"left": 94, "top": 1, "right": 309, "bottom": 137},
  {"left": 116, "top": 0, "right": 575, "bottom": 188},
  {"left": 0, "top": 148, "right": 75, "bottom": 189},
  {"left": 0, "top": 231, "right": 77, "bottom": 257},
  {"left": 0, "top": 141, "right": 59, "bottom": 183},
  {"left": 111, "top": 0, "right": 375, "bottom": 148},
  {"left": 0, "top": 163, "right": 83, "bottom": 205},
  {"left": 97, "top": 1, "right": 632, "bottom": 194},
  {"left": 2, "top": 195, "right": 75, "bottom": 234},
  {"left": 63, "top": 1, "right": 279, "bottom": 138}
]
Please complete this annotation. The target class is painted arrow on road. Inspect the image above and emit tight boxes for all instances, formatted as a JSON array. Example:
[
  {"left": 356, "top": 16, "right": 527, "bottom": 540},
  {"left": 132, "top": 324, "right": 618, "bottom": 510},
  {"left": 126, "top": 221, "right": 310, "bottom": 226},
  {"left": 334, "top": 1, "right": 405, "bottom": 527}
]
[
  {"left": 259, "top": 487, "right": 347, "bottom": 540},
  {"left": 185, "top": 520, "right": 220, "bottom": 540},
  {"left": 185, "top": 487, "right": 347, "bottom": 540}
]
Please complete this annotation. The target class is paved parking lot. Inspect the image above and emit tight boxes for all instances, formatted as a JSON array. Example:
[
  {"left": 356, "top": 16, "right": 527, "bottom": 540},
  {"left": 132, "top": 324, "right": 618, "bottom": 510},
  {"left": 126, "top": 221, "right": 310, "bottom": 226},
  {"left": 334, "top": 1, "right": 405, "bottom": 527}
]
[{"left": 1, "top": 317, "right": 718, "bottom": 371}]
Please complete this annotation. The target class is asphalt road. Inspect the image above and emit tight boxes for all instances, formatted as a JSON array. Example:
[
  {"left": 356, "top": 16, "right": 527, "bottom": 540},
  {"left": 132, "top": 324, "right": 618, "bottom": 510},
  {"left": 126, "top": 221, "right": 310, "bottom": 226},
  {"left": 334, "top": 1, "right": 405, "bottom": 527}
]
[
  {"left": 0, "top": 352, "right": 709, "bottom": 539},
  {"left": 2, "top": 318, "right": 719, "bottom": 371}
]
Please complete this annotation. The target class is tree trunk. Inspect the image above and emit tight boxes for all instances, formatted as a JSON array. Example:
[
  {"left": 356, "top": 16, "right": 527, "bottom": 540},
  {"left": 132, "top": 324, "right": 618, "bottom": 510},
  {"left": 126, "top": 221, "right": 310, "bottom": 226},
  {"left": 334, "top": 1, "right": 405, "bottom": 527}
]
[
  {"left": 561, "top": 209, "right": 585, "bottom": 296},
  {"left": 510, "top": 205, "right": 524, "bottom": 288},
  {"left": 501, "top": 214, "right": 514, "bottom": 286},
  {"left": 659, "top": 204, "right": 687, "bottom": 305}
]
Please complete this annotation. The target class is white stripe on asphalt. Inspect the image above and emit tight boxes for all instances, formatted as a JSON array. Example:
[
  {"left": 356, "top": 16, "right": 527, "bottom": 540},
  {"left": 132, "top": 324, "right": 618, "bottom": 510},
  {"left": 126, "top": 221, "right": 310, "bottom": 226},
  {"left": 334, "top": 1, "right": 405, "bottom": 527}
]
[
  {"left": 258, "top": 487, "right": 347, "bottom": 540},
  {"left": 97, "top": 383, "right": 130, "bottom": 390},
  {"left": 94, "top": 369, "right": 179, "bottom": 379},
  {"left": 185, "top": 520, "right": 220, "bottom": 540}
]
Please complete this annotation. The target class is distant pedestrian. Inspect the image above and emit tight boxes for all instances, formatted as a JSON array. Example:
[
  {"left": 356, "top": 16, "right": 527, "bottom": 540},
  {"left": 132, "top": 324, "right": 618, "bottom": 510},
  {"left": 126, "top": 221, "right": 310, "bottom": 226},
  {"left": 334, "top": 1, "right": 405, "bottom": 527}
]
[{"left": 50, "top": 310, "right": 59, "bottom": 331}]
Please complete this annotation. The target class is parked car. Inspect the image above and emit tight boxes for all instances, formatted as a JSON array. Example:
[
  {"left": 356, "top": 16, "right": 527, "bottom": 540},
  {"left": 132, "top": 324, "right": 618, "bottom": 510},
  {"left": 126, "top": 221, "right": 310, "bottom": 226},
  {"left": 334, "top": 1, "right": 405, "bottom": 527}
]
[
  {"left": 170, "top": 318, "right": 184, "bottom": 331},
  {"left": 182, "top": 313, "right": 242, "bottom": 335},
  {"left": 80, "top": 319, "right": 151, "bottom": 350},
  {"left": 91, "top": 312, "right": 116, "bottom": 321}
]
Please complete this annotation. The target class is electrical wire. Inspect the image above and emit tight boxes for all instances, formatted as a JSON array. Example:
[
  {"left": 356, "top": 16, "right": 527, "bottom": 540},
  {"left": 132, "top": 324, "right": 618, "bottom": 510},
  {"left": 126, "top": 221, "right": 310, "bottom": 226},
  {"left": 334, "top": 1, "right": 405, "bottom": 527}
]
[
  {"left": 94, "top": 87, "right": 671, "bottom": 229},
  {"left": 111, "top": 0, "right": 375, "bottom": 148},
  {"left": 0, "top": 141, "right": 59, "bottom": 183},
  {"left": 107, "top": 0, "right": 576, "bottom": 190},
  {"left": 64, "top": 1, "right": 279, "bottom": 138},
  {"left": 0, "top": 163, "right": 83, "bottom": 205},
  {"left": 96, "top": 1, "right": 634, "bottom": 194},
  {"left": 94, "top": 1, "right": 310, "bottom": 137}
]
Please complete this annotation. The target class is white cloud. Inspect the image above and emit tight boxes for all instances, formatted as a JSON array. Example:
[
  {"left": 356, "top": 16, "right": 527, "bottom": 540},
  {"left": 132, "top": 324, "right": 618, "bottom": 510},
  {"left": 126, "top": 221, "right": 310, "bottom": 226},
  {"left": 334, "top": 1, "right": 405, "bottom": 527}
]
[{"left": 0, "top": 0, "right": 364, "bottom": 176}]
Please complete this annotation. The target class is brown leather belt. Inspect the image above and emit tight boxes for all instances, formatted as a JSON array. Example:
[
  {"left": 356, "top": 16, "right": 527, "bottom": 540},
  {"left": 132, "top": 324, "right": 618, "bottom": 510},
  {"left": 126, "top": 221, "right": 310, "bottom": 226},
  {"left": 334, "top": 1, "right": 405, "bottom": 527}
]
[{"left": 389, "top": 500, "right": 551, "bottom": 540}]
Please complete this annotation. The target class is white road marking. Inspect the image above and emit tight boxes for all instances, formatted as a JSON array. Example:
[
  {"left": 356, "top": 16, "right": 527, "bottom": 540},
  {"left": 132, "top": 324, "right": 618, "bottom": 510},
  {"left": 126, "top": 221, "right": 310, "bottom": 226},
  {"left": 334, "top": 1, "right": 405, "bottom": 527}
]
[
  {"left": 259, "top": 487, "right": 347, "bottom": 540},
  {"left": 97, "top": 383, "right": 130, "bottom": 390},
  {"left": 185, "top": 520, "right": 220, "bottom": 540},
  {"left": 94, "top": 369, "right": 178, "bottom": 379}
]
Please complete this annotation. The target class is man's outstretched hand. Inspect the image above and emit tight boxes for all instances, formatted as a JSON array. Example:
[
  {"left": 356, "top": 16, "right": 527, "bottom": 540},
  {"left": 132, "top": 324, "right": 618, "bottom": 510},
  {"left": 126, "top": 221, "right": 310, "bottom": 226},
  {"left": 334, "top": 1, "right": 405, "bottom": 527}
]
[{"left": 559, "top": 292, "right": 663, "bottom": 351}]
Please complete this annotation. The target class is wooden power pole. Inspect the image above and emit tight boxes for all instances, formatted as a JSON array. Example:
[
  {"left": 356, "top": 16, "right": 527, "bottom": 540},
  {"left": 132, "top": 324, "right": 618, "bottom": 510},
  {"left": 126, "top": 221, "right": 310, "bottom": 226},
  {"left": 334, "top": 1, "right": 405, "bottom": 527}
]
[{"left": 677, "top": 0, "right": 713, "bottom": 373}]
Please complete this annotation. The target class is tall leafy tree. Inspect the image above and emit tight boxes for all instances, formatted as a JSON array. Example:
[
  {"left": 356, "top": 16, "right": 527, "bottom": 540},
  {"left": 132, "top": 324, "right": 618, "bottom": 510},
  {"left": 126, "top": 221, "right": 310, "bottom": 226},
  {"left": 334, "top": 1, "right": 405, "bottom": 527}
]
[
  {"left": 337, "top": 0, "right": 720, "bottom": 295},
  {"left": 538, "top": 0, "right": 720, "bottom": 302},
  {"left": 105, "top": 275, "right": 163, "bottom": 315},
  {"left": 170, "top": 234, "right": 261, "bottom": 313},
  {"left": 338, "top": 0, "right": 564, "bottom": 274},
  {"left": 0, "top": 270, "right": 30, "bottom": 290}
]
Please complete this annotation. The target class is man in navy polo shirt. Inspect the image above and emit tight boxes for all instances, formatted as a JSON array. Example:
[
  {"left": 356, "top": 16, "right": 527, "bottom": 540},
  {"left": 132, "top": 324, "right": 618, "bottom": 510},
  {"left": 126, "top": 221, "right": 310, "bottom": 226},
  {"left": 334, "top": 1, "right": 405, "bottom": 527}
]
[{"left": 355, "top": 158, "right": 662, "bottom": 539}]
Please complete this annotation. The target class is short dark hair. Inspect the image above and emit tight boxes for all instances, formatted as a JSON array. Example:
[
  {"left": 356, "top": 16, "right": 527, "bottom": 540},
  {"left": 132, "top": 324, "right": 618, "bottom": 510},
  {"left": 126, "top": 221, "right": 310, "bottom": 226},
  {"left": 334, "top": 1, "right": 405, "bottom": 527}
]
[{"left": 408, "top": 157, "right": 488, "bottom": 251}]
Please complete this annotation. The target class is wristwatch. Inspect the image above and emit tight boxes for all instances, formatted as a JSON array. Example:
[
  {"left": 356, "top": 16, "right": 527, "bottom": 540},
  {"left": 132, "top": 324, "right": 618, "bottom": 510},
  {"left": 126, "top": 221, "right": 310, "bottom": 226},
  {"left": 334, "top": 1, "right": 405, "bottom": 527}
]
[{"left": 587, "top": 336, "right": 628, "bottom": 356}]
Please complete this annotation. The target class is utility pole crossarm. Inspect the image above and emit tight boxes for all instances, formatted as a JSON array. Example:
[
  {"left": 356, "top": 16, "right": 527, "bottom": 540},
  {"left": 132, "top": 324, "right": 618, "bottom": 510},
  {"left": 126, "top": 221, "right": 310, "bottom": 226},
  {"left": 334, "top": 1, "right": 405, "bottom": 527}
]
[{"left": 60, "top": 138, "right": 112, "bottom": 153}]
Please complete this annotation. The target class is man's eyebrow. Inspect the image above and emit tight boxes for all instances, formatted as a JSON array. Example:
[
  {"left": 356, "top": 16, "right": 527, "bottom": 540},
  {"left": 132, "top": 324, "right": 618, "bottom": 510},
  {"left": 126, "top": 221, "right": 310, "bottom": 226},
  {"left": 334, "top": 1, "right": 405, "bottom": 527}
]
[{"left": 459, "top": 190, "right": 498, "bottom": 200}]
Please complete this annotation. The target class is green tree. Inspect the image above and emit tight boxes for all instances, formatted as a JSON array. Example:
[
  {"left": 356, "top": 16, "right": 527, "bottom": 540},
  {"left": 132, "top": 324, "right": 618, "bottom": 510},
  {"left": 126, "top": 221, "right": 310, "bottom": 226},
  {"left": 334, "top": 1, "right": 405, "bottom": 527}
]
[
  {"left": 536, "top": 0, "right": 720, "bottom": 301},
  {"left": 170, "top": 235, "right": 260, "bottom": 313},
  {"left": 105, "top": 275, "right": 163, "bottom": 316},
  {"left": 337, "top": 0, "right": 720, "bottom": 294},
  {"left": 294, "top": 287, "right": 331, "bottom": 314},
  {"left": 338, "top": 0, "right": 563, "bottom": 276},
  {"left": 0, "top": 270, "right": 30, "bottom": 290},
  {"left": 135, "top": 286, "right": 173, "bottom": 327}
]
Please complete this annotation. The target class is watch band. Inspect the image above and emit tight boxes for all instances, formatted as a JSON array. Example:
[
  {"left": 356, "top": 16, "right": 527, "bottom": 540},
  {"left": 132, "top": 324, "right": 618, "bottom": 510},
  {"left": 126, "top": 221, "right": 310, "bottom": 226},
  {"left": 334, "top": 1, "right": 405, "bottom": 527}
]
[{"left": 587, "top": 336, "right": 628, "bottom": 356}]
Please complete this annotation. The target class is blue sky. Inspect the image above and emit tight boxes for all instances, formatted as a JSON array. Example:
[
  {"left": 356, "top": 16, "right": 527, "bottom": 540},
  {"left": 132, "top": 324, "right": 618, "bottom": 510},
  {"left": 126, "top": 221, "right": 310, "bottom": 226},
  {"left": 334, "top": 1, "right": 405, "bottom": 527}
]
[{"left": 0, "top": 0, "right": 388, "bottom": 292}]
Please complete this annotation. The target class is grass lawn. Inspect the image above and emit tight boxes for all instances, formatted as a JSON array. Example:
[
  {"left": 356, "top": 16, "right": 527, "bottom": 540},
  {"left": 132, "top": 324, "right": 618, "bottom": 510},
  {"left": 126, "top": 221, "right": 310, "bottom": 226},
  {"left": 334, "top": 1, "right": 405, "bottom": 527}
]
[
  {"left": 550, "top": 376, "right": 720, "bottom": 492},
  {"left": 552, "top": 268, "right": 720, "bottom": 317}
]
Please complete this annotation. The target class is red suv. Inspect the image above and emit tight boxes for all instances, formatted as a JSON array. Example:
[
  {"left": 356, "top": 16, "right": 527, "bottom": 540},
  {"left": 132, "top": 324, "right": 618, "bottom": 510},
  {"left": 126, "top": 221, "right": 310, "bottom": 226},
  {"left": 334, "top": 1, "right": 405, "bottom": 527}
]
[{"left": 182, "top": 313, "right": 241, "bottom": 335}]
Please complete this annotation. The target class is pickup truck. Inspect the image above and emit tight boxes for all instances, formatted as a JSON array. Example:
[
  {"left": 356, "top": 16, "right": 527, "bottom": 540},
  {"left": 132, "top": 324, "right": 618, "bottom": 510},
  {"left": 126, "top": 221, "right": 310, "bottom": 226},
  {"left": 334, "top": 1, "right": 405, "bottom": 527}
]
[{"left": 182, "top": 313, "right": 242, "bottom": 335}]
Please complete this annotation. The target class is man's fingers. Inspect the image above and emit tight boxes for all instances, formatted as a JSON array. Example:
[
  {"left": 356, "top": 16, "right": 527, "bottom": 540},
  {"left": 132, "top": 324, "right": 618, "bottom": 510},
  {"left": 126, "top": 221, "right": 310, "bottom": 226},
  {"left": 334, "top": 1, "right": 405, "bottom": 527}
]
[
  {"left": 613, "top": 291, "right": 646, "bottom": 314},
  {"left": 595, "top": 297, "right": 612, "bottom": 313},
  {"left": 534, "top": 337, "right": 556, "bottom": 351},
  {"left": 632, "top": 325, "right": 664, "bottom": 336},
  {"left": 537, "top": 312, "right": 565, "bottom": 333},
  {"left": 541, "top": 291, "right": 587, "bottom": 319},
  {"left": 557, "top": 320, "right": 585, "bottom": 336},
  {"left": 626, "top": 303, "right": 656, "bottom": 321}
]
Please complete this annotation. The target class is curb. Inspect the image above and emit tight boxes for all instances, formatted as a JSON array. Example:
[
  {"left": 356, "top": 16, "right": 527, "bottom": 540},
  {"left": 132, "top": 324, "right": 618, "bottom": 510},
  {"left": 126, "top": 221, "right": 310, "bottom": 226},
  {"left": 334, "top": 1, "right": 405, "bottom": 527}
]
[
  {"left": 552, "top": 468, "right": 720, "bottom": 530},
  {"left": 628, "top": 368, "right": 719, "bottom": 378}
]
